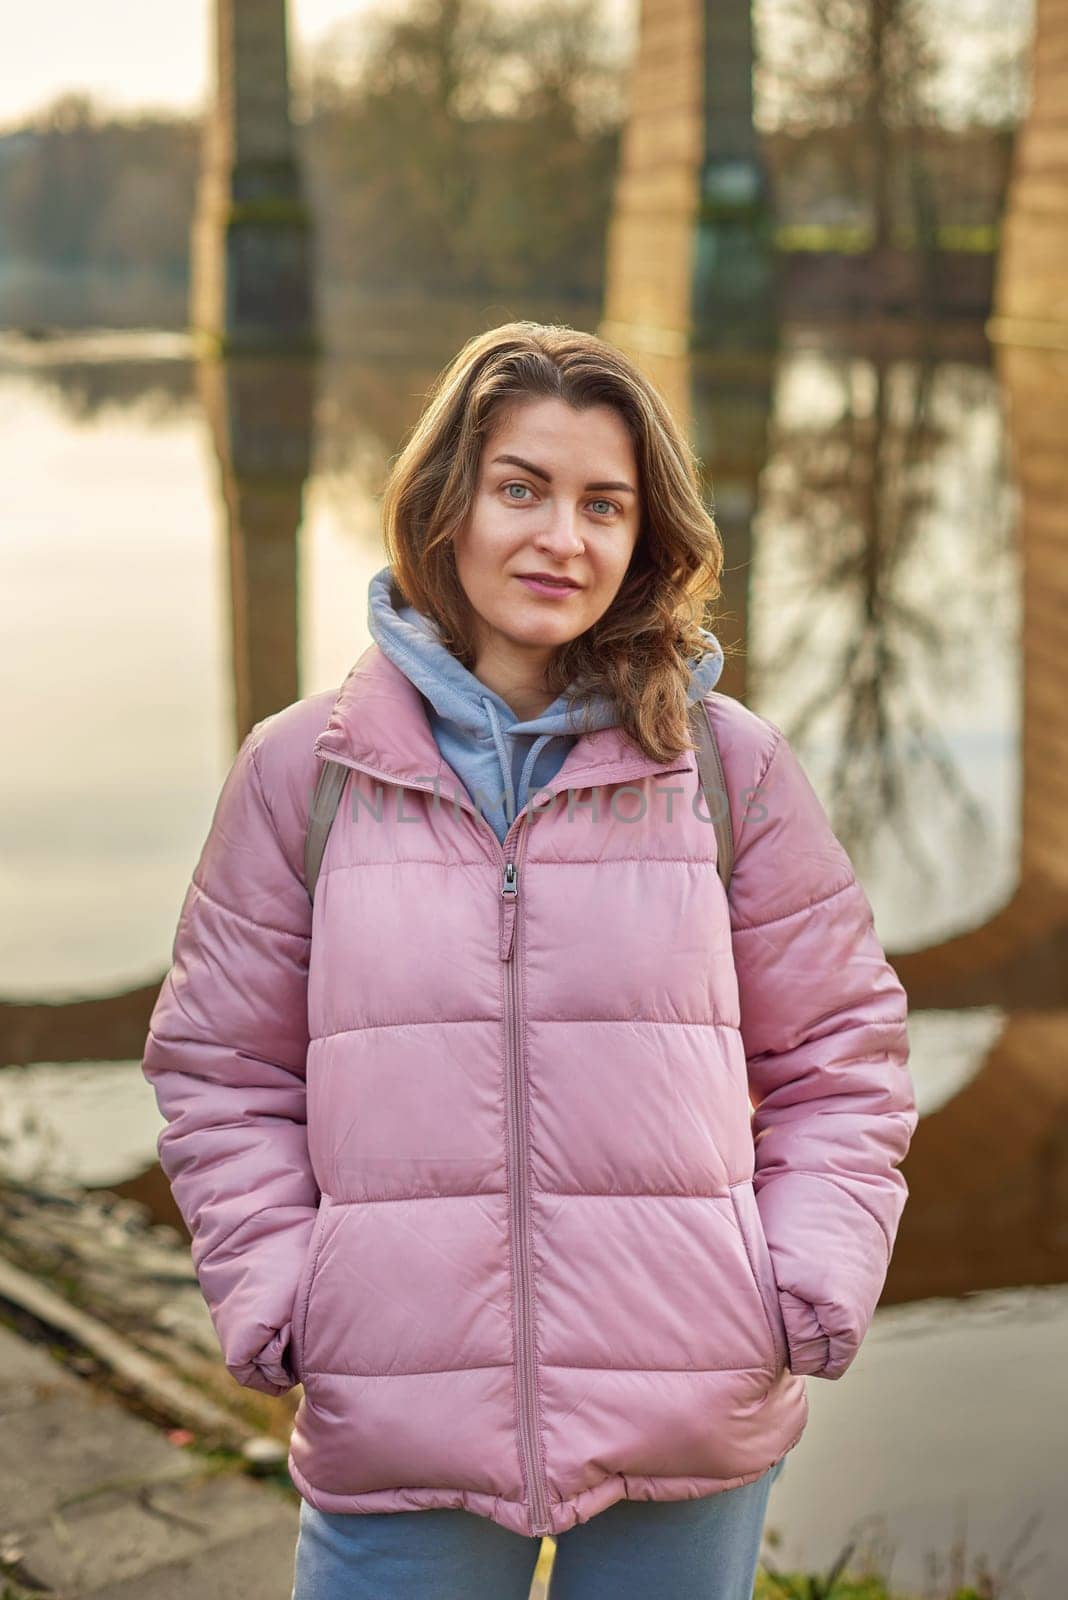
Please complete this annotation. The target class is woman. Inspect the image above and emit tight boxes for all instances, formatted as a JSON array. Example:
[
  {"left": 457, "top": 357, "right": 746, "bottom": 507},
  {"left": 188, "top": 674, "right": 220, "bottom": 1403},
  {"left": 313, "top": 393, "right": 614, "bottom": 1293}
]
[{"left": 142, "top": 322, "right": 917, "bottom": 1599}]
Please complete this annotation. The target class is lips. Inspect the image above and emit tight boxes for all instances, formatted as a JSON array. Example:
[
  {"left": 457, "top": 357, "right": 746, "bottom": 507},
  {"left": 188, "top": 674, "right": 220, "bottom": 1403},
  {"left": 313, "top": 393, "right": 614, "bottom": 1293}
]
[{"left": 518, "top": 574, "right": 579, "bottom": 589}]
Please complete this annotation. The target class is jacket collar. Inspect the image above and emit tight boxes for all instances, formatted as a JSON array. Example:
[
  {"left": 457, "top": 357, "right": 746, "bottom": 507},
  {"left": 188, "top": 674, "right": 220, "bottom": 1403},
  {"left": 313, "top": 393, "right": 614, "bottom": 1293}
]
[{"left": 314, "top": 644, "right": 698, "bottom": 800}]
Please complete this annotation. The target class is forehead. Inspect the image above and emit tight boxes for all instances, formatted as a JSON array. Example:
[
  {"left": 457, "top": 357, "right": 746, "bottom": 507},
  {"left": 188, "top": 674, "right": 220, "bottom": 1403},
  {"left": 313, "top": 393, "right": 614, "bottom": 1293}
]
[{"left": 484, "top": 397, "right": 636, "bottom": 470}]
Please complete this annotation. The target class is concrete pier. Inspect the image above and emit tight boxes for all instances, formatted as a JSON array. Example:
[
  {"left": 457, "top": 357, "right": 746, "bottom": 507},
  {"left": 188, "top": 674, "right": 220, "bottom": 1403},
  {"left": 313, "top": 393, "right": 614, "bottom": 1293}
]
[{"left": 190, "top": 0, "right": 315, "bottom": 353}]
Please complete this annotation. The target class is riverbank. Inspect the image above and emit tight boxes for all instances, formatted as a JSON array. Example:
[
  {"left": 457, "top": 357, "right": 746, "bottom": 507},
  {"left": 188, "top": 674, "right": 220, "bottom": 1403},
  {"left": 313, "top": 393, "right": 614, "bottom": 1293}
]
[
  {"left": 0, "top": 1175, "right": 1040, "bottom": 1598},
  {"left": 0, "top": 1318, "right": 301, "bottom": 1598}
]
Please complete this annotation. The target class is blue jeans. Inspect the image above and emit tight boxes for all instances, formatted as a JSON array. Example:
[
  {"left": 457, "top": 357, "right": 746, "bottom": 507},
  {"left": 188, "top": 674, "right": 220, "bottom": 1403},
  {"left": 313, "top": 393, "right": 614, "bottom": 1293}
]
[{"left": 290, "top": 1456, "right": 787, "bottom": 1599}]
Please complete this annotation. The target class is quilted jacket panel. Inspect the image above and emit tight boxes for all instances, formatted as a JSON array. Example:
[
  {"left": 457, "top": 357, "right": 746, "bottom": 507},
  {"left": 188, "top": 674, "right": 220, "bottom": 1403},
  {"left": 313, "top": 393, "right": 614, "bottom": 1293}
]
[{"left": 142, "top": 647, "right": 916, "bottom": 1536}]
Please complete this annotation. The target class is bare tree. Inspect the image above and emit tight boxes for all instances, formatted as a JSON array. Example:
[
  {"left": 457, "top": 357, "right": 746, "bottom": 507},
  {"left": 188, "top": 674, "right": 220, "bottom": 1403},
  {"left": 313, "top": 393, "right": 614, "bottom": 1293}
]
[
  {"left": 756, "top": 0, "right": 940, "bottom": 249},
  {"left": 301, "top": 0, "right": 624, "bottom": 299}
]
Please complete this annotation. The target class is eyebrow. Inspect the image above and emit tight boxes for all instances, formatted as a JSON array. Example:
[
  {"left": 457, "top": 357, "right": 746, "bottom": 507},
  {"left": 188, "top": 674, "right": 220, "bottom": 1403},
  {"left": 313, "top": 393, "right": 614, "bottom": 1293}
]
[{"left": 490, "top": 453, "right": 637, "bottom": 495}]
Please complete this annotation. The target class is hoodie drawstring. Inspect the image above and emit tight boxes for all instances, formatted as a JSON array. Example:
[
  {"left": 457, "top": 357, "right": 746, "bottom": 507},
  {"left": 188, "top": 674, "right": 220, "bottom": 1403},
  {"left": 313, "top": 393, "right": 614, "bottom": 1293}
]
[{"left": 481, "top": 695, "right": 557, "bottom": 828}]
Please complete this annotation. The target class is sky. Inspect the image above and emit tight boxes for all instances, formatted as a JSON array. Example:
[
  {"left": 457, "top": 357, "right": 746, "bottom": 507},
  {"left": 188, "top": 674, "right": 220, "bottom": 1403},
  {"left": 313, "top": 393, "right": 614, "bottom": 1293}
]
[
  {"left": 0, "top": 0, "right": 1030, "bottom": 135},
  {"left": 0, "top": 0, "right": 635, "bottom": 131},
  {"left": 0, "top": 2, "right": 391, "bottom": 128}
]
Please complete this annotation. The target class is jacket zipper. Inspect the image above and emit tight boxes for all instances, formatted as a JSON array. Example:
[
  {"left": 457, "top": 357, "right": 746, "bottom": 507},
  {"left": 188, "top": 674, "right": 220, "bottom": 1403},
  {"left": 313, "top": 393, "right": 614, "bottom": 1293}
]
[
  {"left": 498, "top": 821, "right": 553, "bottom": 1535},
  {"left": 316, "top": 754, "right": 553, "bottom": 1536}
]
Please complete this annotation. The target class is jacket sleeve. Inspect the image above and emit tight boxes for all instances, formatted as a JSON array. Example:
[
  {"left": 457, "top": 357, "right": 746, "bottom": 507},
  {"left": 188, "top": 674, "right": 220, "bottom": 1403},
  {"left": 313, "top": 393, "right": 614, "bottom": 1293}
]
[
  {"left": 729, "top": 723, "right": 917, "bottom": 1381},
  {"left": 141, "top": 723, "right": 318, "bottom": 1396}
]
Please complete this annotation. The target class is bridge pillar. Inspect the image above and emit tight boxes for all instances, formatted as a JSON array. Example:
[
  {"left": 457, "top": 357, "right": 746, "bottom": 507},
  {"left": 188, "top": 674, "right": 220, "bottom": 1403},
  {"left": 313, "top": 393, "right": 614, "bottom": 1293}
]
[
  {"left": 601, "top": 0, "right": 774, "bottom": 356},
  {"left": 191, "top": 0, "right": 315, "bottom": 353}
]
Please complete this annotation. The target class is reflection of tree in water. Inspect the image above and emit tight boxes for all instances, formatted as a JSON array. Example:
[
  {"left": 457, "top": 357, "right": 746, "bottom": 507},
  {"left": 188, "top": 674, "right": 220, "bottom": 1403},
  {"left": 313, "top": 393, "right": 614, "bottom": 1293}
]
[
  {"left": 752, "top": 331, "right": 1017, "bottom": 877},
  {"left": 0, "top": 346, "right": 195, "bottom": 425}
]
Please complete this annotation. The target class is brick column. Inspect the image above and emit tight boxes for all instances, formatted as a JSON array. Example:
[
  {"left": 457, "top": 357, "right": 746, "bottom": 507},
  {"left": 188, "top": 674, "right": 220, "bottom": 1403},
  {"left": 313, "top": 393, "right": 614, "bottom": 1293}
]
[
  {"left": 601, "top": 0, "right": 774, "bottom": 356},
  {"left": 191, "top": 0, "right": 315, "bottom": 352}
]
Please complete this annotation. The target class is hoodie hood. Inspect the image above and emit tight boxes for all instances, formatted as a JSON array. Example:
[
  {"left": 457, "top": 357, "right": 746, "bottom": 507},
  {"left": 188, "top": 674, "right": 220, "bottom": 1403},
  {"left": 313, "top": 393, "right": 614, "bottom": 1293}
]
[{"left": 366, "top": 563, "right": 724, "bottom": 841}]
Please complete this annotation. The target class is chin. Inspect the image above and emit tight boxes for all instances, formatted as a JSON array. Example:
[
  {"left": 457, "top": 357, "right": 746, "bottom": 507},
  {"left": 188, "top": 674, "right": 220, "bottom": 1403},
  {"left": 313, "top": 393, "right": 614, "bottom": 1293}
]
[{"left": 503, "top": 630, "right": 568, "bottom": 653}]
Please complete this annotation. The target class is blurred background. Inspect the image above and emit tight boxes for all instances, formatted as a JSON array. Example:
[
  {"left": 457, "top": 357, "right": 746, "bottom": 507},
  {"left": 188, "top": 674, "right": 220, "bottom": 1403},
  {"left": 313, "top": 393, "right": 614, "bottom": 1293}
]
[{"left": 1, "top": 0, "right": 1066, "bottom": 1595}]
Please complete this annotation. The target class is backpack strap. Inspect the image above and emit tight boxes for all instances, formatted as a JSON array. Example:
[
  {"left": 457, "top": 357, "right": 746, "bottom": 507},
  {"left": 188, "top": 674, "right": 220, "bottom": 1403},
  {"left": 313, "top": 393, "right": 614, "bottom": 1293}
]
[
  {"left": 304, "top": 759, "right": 349, "bottom": 904},
  {"left": 303, "top": 704, "right": 735, "bottom": 904},
  {"left": 689, "top": 696, "right": 734, "bottom": 894}
]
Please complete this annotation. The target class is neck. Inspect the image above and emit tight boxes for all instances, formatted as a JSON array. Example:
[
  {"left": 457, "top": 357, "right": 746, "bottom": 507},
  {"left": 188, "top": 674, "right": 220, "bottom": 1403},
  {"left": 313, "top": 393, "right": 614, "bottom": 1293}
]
[{"left": 471, "top": 636, "right": 557, "bottom": 722}]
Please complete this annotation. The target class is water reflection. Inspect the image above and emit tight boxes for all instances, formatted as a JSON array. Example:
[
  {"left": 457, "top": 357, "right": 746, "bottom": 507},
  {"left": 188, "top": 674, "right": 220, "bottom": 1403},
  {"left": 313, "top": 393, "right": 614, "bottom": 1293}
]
[
  {"left": 196, "top": 353, "right": 316, "bottom": 739},
  {"left": 753, "top": 331, "right": 1020, "bottom": 951},
  {"left": 0, "top": 329, "right": 195, "bottom": 421},
  {"left": 1, "top": 297, "right": 1065, "bottom": 1584},
  {"left": 0, "top": 315, "right": 1035, "bottom": 1214}
]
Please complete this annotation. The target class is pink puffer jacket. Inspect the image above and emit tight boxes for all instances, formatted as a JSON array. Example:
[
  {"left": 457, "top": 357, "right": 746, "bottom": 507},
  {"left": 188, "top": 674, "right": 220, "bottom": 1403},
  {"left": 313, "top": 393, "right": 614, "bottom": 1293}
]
[{"left": 142, "top": 644, "right": 917, "bottom": 1538}]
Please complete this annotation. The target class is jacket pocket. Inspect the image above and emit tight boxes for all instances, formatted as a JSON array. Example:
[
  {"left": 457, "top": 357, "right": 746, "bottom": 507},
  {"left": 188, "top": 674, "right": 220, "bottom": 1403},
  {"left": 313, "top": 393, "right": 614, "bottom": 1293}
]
[
  {"left": 728, "top": 1178, "right": 790, "bottom": 1374},
  {"left": 290, "top": 1195, "right": 331, "bottom": 1383}
]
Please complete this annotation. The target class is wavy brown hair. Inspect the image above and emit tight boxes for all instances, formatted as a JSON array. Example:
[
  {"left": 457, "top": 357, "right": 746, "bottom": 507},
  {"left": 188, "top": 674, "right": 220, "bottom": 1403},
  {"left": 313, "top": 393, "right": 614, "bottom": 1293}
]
[{"left": 380, "top": 320, "right": 728, "bottom": 763}]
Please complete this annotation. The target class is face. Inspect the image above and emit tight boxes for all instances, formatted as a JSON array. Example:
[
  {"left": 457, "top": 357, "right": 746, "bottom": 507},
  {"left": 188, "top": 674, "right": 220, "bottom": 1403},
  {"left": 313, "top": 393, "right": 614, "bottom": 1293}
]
[{"left": 452, "top": 396, "right": 642, "bottom": 689}]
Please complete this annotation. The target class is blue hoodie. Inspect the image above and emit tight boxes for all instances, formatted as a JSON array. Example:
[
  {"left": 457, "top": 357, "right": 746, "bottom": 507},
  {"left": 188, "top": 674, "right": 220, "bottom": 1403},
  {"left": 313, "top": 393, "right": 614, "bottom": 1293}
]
[{"left": 366, "top": 563, "right": 725, "bottom": 844}]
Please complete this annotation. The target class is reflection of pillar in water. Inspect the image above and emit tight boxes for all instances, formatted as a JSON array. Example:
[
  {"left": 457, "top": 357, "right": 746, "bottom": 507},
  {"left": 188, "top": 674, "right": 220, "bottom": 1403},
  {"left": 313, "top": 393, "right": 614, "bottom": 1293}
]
[
  {"left": 989, "top": 0, "right": 1068, "bottom": 904},
  {"left": 197, "top": 355, "right": 317, "bottom": 744},
  {"left": 600, "top": 0, "right": 775, "bottom": 358},
  {"left": 895, "top": 0, "right": 1068, "bottom": 1003},
  {"left": 577, "top": 329, "right": 772, "bottom": 706},
  {"left": 687, "top": 349, "right": 773, "bottom": 702},
  {"left": 884, "top": 0, "right": 1068, "bottom": 1306},
  {"left": 191, "top": 0, "right": 315, "bottom": 353},
  {"left": 597, "top": 2, "right": 776, "bottom": 700},
  {"left": 0, "top": 356, "right": 317, "bottom": 1190}
]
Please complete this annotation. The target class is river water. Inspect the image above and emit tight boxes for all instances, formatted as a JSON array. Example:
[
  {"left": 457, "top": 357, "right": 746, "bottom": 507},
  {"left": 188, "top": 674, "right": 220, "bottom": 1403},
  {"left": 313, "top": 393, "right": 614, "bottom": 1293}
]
[{"left": 1, "top": 312, "right": 1064, "bottom": 1595}]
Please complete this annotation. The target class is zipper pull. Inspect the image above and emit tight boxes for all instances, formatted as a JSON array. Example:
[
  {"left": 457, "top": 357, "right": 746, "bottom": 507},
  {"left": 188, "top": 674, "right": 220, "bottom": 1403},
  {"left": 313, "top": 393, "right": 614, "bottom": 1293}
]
[{"left": 499, "top": 860, "right": 519, "bottom": 960}]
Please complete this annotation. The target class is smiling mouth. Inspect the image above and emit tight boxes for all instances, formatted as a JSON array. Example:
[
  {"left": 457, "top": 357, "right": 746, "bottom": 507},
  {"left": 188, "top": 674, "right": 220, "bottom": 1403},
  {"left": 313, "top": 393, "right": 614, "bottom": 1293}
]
[{"left": 517, "top": 575, "right": 581, "bottom": 590}]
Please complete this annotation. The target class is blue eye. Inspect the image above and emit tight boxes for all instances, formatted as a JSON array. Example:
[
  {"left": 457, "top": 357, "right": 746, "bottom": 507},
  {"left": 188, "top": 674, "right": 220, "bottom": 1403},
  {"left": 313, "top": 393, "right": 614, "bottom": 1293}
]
[{"left": 502, "top": 483, "right": 620, "bottom": 517}]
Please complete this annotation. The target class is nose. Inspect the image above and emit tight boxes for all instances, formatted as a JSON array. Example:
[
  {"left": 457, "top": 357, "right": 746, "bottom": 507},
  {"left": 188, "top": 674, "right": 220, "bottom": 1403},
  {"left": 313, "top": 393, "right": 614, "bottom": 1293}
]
[{"left": 532, "top": 502, "right": 585, "bottom": 559}]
